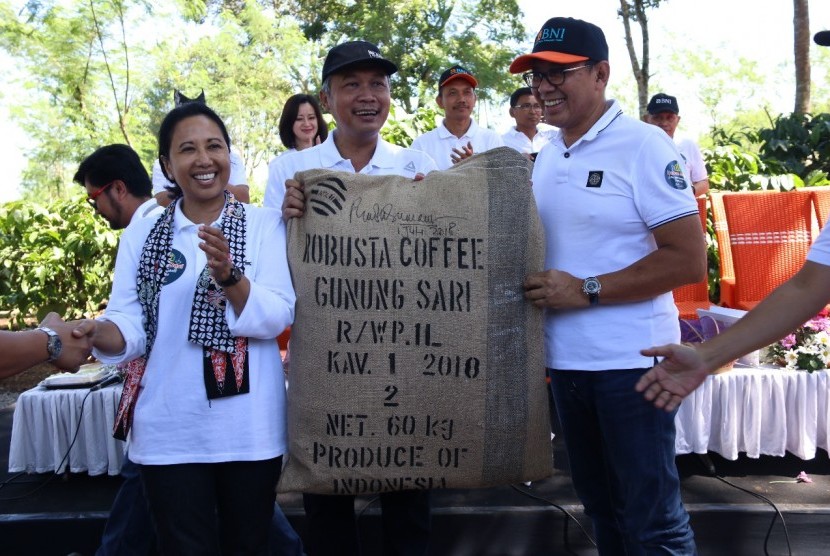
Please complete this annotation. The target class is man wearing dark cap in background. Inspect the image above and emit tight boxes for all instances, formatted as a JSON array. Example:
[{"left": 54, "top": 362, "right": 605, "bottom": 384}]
[
  {"left": 647, "top": 92, "right": 710, "bottom": 197},
  {"left": 267, "top": 40, "right": 436, "bottom": 556},
  {"left": 513, "top": 16, "right": 705, "bottom": 555},
  {"left": 409, "top": 64, "right": 503, "bottom": 170}
]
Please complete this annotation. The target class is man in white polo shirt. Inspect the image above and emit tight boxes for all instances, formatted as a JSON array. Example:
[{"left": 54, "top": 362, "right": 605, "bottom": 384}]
[
  {"left": 268, "top": 40, "right": 436, "bottom": 556},
  {"left": 501, "top": 86, "right": 555, "bottom": 160},
  {"left": 409, "top": 64, "right": 503, "bottom": 170},
  {"left": 513, "top": 16, "right": 705, "bottom": 555},
  {"left": 646, "top": 92, "right": 710, "bottom": 197}
]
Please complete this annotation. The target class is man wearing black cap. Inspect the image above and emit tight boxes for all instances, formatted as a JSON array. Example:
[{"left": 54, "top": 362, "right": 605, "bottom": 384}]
[
  {"left": 266, "top": 40, "right": 436, "bottom": 556},
  {"left": 647, "top": 92, "right": 710, "bottom": 197},
  {"left": 514, "top": 17, "right": 705, "bottom": 555},
  {"left": 409, "top": 64, "right": 503, "bottom": 170}
]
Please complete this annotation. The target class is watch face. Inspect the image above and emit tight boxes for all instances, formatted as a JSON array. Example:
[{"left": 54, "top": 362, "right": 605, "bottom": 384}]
[{"left": 583, "top": 278, "right": 601, "bottom": 295}]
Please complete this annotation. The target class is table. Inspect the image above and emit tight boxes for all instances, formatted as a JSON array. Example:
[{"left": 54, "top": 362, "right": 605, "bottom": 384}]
[
  {"left": 675, "top": 366, "right": 830, "bottom": 460},
  {"left": 8, "top": 383, "right": 125, "bottom": 476}
]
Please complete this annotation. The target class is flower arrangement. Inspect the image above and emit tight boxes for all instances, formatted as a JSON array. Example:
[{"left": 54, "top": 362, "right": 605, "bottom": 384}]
[{"left": 768, "top": 309, "right": 830, "bottom": 372}]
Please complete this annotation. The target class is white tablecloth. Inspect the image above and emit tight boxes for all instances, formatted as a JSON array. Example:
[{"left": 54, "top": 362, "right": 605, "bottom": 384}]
[
  {"left": 8, "top": 384, "right": 125, "bottom": 476},
  {"left": 675, "top": 367, "right": 830, "bottom": 460}
]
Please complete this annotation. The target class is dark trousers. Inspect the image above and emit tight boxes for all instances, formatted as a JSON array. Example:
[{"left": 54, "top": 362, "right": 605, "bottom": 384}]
[
  {"left": 140, "top": 457, "right": 282, "bottom": 556},
  {"left": 302, "top": 491, "right": 430, "bottom": 556},
  {"left": 96, "top": 457, "right": 157, "bottom": 556}
]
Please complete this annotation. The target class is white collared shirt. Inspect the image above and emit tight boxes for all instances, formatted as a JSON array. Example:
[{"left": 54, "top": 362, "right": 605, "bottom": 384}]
[
  {"left": 501, "top": 125, "right": 556, "bottom": 155},
  {"left": 94, "top": 202, "right": 295, "bottom": 464},
  {"left": 264, "top": 133, "right": 438, "bottom": 210},
  {"left": 128, "top": 198, "right": 164, "bottom": 228},
  {"left": 532, "top": 99, "right": 698, "bottom": 371},
  {"left": 410, "top": 119, "right": 504, "bottom": 170}
]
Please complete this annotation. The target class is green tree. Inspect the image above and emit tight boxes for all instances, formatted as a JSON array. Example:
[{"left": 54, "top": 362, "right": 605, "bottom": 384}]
[
  {"left": 282, "top": 0, "right": 525, "bottom": 111},
  {"left": 146, "top": 4, "right": 312, "bottom": 172},
  {"left": 0, "top": 0, "right": 155, "bottom": 200}
]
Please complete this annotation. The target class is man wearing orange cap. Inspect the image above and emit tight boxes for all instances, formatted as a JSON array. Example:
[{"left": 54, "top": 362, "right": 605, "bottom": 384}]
[
  {"left": 410, "top": 64, "right": 503, "bottom": 170},
  {"left": 513, "top": 16, "right": 705, "bottom": 555}
]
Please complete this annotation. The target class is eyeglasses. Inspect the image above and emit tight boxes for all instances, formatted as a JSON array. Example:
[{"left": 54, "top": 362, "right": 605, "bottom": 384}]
[
  {"left": 86, "top": 181, "right": 115, "bottom": 209},
  {"left": 515, "top": 102, "right": 542, "bottom": 112},
  {"left": 522, "top": 64, "right": 594, "bottom": 89}
]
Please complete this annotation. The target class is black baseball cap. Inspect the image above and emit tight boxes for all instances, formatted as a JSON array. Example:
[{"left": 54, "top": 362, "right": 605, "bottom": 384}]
[
  {"left": 510, "top": 17, "right": 608, "bottom": 74},
  {"left": 438, "top": 65, "right": 478, "bottom": 88},
  {"left": 321, "top": 40, "right": 398, "bottom": 82},
  {"left": 647, "top": 93, "right": 680, "bottom": 115},
  {"left": 816, "top": 31, "right": 830, "bottom": 46}
]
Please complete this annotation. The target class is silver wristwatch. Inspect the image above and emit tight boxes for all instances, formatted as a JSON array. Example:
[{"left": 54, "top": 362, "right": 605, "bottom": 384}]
[
  {"left": 37, "top": 326, "right": 63, "bottom": 362},
  {"left": 582, "top": 276, "right": 601, "bottom": 306}
]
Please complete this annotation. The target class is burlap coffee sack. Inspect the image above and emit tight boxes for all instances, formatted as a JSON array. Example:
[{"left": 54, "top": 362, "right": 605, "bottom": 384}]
[{"left": 279, "top": 146, "right": 550, "bottom": 495}]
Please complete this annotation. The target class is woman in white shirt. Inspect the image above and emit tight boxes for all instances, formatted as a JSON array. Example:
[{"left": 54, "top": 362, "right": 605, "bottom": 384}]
[
  {"left": 278, "top": 93, "right": 328, "bottom": 153},
  {"left": 84, "top": 101, "right": 295, "bottom": 554}
]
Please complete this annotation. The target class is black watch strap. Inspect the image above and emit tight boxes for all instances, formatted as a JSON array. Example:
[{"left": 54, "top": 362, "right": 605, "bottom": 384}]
[{"left": 217, "top": 266, "right": 243, "bottom": 288}]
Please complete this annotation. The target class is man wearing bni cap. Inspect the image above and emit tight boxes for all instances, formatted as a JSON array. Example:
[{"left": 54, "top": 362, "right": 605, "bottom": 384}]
[
  {"left": 515, "top": 16, "right": 705, "bottom": 554},
  {"left": 647, "top": 92, "right": 710, "bottom": 197},
  {"left": 410, "top": 64, "right": 503, "bottom": 170}
]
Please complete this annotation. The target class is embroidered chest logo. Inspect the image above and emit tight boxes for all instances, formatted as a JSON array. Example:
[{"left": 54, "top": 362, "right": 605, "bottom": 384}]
[
  {"left": 162, "top": 249, "right": 186, "bottom": 285},
  {"left": 404, "top": 161, "right": 417, "bottom": 173},
  {"left": 586, "top": 171, "right": 603, "bottom": 188}
]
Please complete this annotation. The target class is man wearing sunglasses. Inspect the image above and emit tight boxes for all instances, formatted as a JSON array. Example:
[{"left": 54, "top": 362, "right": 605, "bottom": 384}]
[
  {"left": 75, "top": 144, "right": 163, "bottom": 231},
  {"left": 513, "top": 17, "right": 705, "bottom": 555}
]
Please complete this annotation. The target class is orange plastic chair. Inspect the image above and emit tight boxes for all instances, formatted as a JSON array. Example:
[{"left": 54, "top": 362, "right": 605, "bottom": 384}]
[
  {"left": 672, "top": 196, "right": 711, "bottom": 319},
  {"left": 709, "top": 192, "right": 735, "bottom": 307},
  {"left": 722, "top": 189, "right": 814, "bottom": 310},
  {"left": 810, "top": 187, "right": 830, "bottom": 229}
]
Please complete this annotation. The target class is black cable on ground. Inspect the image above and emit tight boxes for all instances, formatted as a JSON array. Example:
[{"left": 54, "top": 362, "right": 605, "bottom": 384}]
[
  {"left": 698, "top": 454, "right": 792, "bottom": 556},
  {"left": 510, "top": 483, "right": 597, "bottom": 553},
  {"left": 0, "top": 388, "right": 93, "bottom": 501}
]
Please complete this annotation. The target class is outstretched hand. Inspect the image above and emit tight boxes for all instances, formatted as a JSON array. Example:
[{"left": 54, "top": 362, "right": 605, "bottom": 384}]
[{"left": 636, "top": 343, "right": 710, "bottom": 412}]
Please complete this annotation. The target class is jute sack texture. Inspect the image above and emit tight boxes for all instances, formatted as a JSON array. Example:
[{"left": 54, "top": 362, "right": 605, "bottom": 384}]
[{"left": 279, "top": 146, "right": 550, "bottom": 495}]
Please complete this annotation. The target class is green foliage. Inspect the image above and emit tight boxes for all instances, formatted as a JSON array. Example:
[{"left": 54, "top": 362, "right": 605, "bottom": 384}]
[
  {"left": 0, "top": 195, "right": 119, "bottom": 328},
  {"left": 283, "top": 0, "right": 525, "bottom": 111},
  {"left": 381, "top": 105, "right": 440, "bottom": 148},
  {"left": 0, "top": 0, "right": 157, "bottom": 200},
  {"left": 754, "top": 112, "right": 830, "bottom": 179}
]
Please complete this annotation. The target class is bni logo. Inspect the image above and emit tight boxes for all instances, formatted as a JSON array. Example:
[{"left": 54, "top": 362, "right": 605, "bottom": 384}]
[
  {"left": 536, "top": 27, "right": 565, "bottom": 44},
  {"left": 309, "top": 176, "right": 348, "bottom": 216}
]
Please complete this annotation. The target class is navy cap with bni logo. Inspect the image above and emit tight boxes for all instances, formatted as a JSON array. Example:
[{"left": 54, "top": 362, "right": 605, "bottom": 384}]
[
  {"left": 816, "top": 31, "right": 830, "bottom": 46},
  {"left": 321, "top": 40, "right": 398, "bottom": 83},
  {"left": 647, "top": 93, "right": 680, "bottom": 115}
]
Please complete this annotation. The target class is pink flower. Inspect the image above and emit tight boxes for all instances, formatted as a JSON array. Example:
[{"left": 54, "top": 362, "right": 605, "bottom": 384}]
[{"left": 780, "top": 334, "right": 797, "bottom": 349}]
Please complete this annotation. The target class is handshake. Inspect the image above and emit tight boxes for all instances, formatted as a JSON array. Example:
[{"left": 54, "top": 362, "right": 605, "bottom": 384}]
[
  {"left": 37, "top": 312, "right": 98, "bottom": 371},
  {"left": 0, "top": 312, "right": 99, "bottom": 380}
]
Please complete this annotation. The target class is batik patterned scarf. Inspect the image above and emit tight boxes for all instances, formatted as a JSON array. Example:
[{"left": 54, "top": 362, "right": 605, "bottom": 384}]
[{"left": 113, "top": 191, "right": 248, "bottom": 441}]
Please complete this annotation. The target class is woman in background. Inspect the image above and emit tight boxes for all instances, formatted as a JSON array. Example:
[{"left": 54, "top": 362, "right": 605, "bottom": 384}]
[{"left": 278, "top": 93, "right": 328, "bottom": 152}]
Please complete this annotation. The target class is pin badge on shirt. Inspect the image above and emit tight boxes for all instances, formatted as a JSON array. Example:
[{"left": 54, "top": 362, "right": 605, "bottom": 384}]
[{"left": 587, "top": 171, "right": 603, "bottom": 188}]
